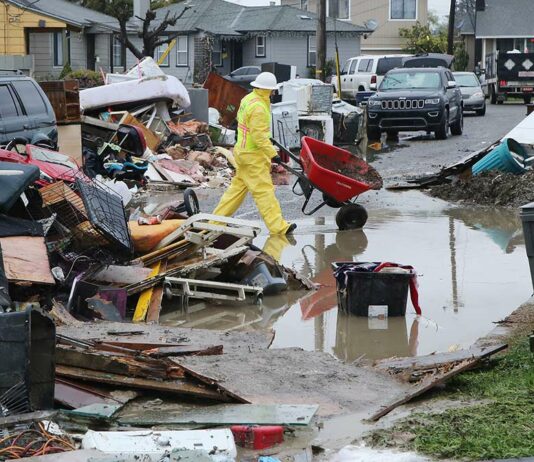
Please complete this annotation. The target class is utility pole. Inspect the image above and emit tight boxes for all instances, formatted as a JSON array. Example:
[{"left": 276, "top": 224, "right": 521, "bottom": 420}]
[
  {"left": 316, "top": 0, "right": 326, "bottom": 82},
  {"left": 447, "top": 0, "right": 457, "bottom": 55}
]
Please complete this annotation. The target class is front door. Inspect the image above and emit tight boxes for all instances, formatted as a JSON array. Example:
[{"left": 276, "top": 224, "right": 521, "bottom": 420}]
[
  {"left": 232, "top": 42, "right": 243, "bottom": 71},
  {"left": 87, "top": 34, "right": 96, "bottom": 70}
]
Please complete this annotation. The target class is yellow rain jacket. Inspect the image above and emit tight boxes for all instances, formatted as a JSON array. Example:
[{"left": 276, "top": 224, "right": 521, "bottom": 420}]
[{"left": 213, "top": 89, "right": 290, "bottom": 234}]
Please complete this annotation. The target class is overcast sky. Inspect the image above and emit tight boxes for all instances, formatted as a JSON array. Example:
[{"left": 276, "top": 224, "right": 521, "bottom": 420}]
[{"left": 228, "top": 0, "right": 451, "bottom": 17}]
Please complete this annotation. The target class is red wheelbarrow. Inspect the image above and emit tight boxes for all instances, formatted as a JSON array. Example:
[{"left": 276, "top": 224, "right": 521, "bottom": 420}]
[{"left": 272, "top": 136, "right": 382, "bottom": 230}]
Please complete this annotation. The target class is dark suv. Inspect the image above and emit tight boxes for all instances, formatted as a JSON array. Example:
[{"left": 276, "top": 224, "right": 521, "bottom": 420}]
[
  {"left": 0, "top": 72, "right": 57, "bottom": 147},
  {"left": 366, "top": 67, "right": 463, "bottom": 140}
]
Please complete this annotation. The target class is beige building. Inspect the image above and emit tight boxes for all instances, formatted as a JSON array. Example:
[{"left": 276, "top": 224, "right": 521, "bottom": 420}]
[{"left": 281, "top": 0, "right": 428, "bottom": 55}]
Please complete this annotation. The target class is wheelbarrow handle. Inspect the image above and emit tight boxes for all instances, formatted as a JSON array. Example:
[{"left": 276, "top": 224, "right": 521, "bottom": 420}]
[{"left": 270, "top": 138, "right": 301, "bottom": 164}]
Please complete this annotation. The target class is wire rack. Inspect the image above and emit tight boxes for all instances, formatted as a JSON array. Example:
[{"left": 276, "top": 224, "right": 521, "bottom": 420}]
[{"left": 39, "top": 171, "right": 133, "bottom": 258}]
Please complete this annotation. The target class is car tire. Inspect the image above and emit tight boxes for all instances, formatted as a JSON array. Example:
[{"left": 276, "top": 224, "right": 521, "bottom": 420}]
[
  {"left": 490, "top": 85, "right": 497, "bottom": 105},
  {"left": 476, "top": 104, "right": 486, "bottom": 116},
  {"left": 435, "top": 110, "right": 449, "bottom": 140},
  {"left": 450, "top": 108, "right": 463, "bottom": 136},
  {"left": 524, "top": 95, "right": 532, "bottom": 105},
  {"left": 367, "top": 126, "right": 381, "bottom": 141}
]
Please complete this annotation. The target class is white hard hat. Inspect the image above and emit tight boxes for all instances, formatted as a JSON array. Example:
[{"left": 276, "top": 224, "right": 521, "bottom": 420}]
[{"left": 251, "top": 72, "right": 278, "bottom": 90}]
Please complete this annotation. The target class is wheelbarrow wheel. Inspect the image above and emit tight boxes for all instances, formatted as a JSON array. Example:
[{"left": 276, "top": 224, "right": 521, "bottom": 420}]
[
  {"left": 336, "top": 204, "right": 368, "bottom": 230},
  {"left": 183, "top": 188, "right": 200, "bottom": 216},
  {"left": 322, "top": 193, "right": 343, "bottom": 208}
]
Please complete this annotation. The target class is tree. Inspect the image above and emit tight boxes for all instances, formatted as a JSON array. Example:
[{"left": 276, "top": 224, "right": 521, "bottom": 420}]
[
  {"left": 67, "top": 0, "right": 189, "bottom": 59},
  {"left": 456, "top": 0, "right": 476, "bottom": 33},
  {"left": 399, "top": 21, "right": 447, "bottom": 54}
]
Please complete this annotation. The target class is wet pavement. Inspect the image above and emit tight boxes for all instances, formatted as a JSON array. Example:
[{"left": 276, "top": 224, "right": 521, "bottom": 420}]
[{"left": 160, "top": 190, "right": 531, "bottom": 360}]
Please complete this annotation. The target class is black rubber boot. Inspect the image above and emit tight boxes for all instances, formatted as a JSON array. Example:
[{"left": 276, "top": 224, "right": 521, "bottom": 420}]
[{"left": 286, "top": 223, "right": 297, "bottom": 235}]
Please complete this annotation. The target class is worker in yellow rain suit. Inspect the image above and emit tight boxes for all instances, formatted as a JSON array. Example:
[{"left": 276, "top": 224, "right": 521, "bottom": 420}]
[{"left": 213, "top": 72, "right": 296, "bottom": 235}]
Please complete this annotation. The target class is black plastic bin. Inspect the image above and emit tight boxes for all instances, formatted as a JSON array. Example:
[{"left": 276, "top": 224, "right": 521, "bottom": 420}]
[
  {"left": 0, "top": 308, "right": 55, "bottom": 410},
  {"left": 333, "top": 262, "right": 412, "bottom": 317},
  {"left": 520, "top": 202, "right": 534, "bottom": 291}
]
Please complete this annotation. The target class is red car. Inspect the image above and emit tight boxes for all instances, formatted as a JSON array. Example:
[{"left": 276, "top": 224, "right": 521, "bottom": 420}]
[{"left": 0, "top": 144, "right": 81, "bottom": 186}]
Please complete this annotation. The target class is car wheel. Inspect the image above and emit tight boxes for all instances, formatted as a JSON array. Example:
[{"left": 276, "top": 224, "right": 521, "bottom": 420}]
[
  {"left": 490, "top": 85, "right": 497, "bottom": 104},
  {"left": 450, "top": 108, "right": 463, "bottom": 135},
  {"left": 366, "top": 125, "right": 381, "bottom": 141},
  {"left": 524, "top": 95, "right": 532, "bottom": 105},
  {"left": 476, "top": 104, "right": 486, "bottom": 116},
  {"left": 435, "top": 110, "right": 449, "bottom": 140}
]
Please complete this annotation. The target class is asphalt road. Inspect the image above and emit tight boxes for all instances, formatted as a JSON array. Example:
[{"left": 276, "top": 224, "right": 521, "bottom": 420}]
[
  {"left": 195, "top": 102, "right": 527, "bottom": 222},
  {"left": 364, "top": 102, "right": 527, "bottom": 182}
]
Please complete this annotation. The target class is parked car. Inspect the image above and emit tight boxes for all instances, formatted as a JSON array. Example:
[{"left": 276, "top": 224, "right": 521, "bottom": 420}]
[
  {"left": 333, "top": 55, "right": 411, "bottom": 100},
  {"left": 453, "top": 71, "right": 486, "bottom": 116},
  {"left": 223, "top": 66, "right": 261, "bottom": 86},
  {"left": 402, "top": 53, "right": 454, "bottom": 69},
  {"left": 366, "top": 67, "right": 463, "bottom": 141},
  {"left": 0, "top": 72, "right": 57, "bottom": 148}
]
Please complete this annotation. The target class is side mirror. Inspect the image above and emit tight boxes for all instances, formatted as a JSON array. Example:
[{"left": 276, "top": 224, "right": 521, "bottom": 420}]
[
  {"left": 370, "top": 83, "right": 377, "bottom": 91},
  {"left": 447, "top": 81, "right": 457, "bottom": 89}
]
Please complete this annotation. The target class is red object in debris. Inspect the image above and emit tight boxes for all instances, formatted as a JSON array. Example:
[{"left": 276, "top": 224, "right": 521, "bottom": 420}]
[
  {"left": 137, "top": 215, "right": 162, "bottom": 226},
  {"left": 231, "top": 425, "right": 284, "bottom": 450}
]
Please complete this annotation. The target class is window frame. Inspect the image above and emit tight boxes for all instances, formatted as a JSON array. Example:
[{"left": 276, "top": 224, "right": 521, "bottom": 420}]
[
  {"left": 53, "top": 31, "right": 64, "bottom": 68},
  {"left": 211, "top": 37, "right": 222, "bottom": 67},
  {"left": 176, "top": 35, "right": 189, "bottom": 67},
  {"left": 300, "top": 0, "right": 308, "bottom": 11},
  {"left": 326, "top": 0, "right": 351, "bottom": 21},
  {"left": 389, "top": 0, "right": 418, "bottom": 21},
  {"left": 307, "top": 35, "right": 316, "bottom": 67},
  {"left": 255, "top": 35, "right": 266, "bottom": 58},
  {"left": 11, "top": 80, "right": 49, "bottom": 116},
  {"left": 155, "top": 43, "right": 170, "bottom": 68},
  {"left": 0, "top": 84, "right": 20, "bottom": 119}
]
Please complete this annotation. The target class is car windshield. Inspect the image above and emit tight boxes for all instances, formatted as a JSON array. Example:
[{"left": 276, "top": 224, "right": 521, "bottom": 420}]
[
  {"left": 454, "top": 74, "right": 480, "bottom": 87},
  {"left": 380, "top": 71, "right": 441, "bottom": 91},
  {"left": 28, "top": 146, "right": 78, "bottom": 169}
]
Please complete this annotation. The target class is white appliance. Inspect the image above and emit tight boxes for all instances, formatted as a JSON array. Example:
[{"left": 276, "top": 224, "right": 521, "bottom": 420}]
[{"left": 271, "top": 101, "right": 300, "bottom": 149}]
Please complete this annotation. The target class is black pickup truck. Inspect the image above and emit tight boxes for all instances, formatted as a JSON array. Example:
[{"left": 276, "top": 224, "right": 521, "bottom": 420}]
[{"left": 366, "top": 67, "right": 463, "bottom": 141}]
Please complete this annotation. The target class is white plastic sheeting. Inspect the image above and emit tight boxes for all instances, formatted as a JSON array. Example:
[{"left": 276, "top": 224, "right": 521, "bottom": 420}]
[{"left": 331, "top": 445, "right": 431, "bottom": 462}]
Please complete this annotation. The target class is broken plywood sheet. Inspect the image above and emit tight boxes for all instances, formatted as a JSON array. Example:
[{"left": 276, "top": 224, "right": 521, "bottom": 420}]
[
  {"left": 0, "top": 236, "right": 54, "bottom": 285},
  {"left": 118, "top": 403, "right": 318, "bottom": 427},
  {"left": 57, "top": 321, "right": 274, "bottom": 354},
  {"left": 180, "top": 348, "right": 410, "bottom": 418}
]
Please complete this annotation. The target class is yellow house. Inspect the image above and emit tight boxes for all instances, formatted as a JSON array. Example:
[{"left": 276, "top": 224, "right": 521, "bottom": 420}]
[{"left": 0, "top": 0, "right": 128, "bottom": 78}]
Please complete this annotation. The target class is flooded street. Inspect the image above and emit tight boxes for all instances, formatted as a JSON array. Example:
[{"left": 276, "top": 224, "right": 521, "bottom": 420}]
[{"left": 160, "top": 191, "right": 531, "bottom": 360}]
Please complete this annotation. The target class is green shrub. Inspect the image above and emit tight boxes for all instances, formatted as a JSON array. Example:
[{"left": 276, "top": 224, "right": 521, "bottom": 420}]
[{"left": 66, "top": 69, "right": 104, "bottom": 88}]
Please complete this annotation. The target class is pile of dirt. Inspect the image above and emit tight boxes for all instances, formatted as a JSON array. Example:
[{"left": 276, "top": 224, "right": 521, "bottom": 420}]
[{"left": 429, "top": 171, "right": 534, "bottom": 208}]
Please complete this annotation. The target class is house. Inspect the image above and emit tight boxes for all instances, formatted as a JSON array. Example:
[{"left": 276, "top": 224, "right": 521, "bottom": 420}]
[
  {"left": 280, "top": 0, "right": 428, "bottom": 55},
  {"left": 131, "top": 0, "right": 371, "bottom": 83},
  {"left": 459, "top": 0, "right": 534, "bottom": 72},
  {"left": 0, "top": 0, "right": 129, "bottom": 79}
]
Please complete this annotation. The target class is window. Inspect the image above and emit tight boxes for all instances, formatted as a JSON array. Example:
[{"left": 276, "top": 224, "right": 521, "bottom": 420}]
[
  {"left": 255, "top": 36, "right": 266, "bottom": 58},
  {"left": 300, "top": 0, "right": 308, "bottom": 10},
  {"left": 53, "top": 31, "right": 64, "bottom": 67},
  {"left": 211, "top": 38, "right": 222, "bottom": 67},
  {"left": 307, "top": 35, "right": 316, "bottom": 67},
  {"left": 113, "top": 35, "right": 124, "bottom": 68},
  {"left": 349, "top": 59, "right": 358, "bottom": 74},
  {"left": 358, "top": 58, "right": 373, "bottom": 72},
  {"left": 376, "top": 57, "right": 403, "bottom": 75},
  {"left": 380, "top": 71, "right": 441, "bottom": 91},
  {"left": 0, "top": 85, "right": 18, "bottom": 118},
  {"left": 327, "top": 0, "right": 350, "bottom": 20},
  {"left": 390, "top": 0, "right": 417, "bottom": 20},
  {"left": 155, "top": 44, "right": 170, "bottom": 67},
  {"left": 176, "top": 35, "right": 188, "bottom": 66},
  {"left": 12, "top": 81, "right": 48, "bottom": 115}
]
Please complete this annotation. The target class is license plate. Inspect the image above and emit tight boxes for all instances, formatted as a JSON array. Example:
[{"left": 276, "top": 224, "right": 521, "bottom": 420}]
[{"left": 523, "top": 87, "right": 533, "bottom": 92}]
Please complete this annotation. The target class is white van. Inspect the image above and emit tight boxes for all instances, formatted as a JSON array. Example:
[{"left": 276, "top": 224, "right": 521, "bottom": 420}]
[{"left": 333, "top": 54, "right": 411, "bottom": 100}]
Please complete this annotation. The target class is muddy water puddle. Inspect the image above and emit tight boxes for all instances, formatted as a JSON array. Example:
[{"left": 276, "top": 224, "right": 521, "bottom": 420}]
[{"left": 160, "top": 192, "right": 530, "bottom": 360}]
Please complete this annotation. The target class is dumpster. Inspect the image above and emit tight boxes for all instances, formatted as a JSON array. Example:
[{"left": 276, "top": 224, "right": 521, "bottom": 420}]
[{"left": 333, "top": 262, "right": 421, "bottom": 317}]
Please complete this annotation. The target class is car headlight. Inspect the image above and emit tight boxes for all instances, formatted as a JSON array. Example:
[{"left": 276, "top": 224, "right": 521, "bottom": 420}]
[
  {"left": 425, "top": 98, "right": 441, "bottom": 105},
  {"left": 471, "top": 92, "right": 484, "bottom": 98},
  {"left": 367, "top": 100, "right": 381, "bottom": 107}
]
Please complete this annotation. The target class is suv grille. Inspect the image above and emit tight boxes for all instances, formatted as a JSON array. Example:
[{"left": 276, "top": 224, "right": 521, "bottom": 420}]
[{"left": 381, "top": 99, "right": 425, "bottom": 110}]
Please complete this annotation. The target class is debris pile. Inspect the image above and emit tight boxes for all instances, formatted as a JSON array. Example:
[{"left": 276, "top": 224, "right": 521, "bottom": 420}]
[{"left": 429, "top": 171, "right": 534, "bottom": 207}]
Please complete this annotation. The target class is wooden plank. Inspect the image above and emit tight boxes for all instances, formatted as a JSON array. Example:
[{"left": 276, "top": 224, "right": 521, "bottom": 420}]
[
  {"left": 133, "top": 261, "right": 163, "bottom": 322},
  {"left": 119, "top": 113, "right": 161, "bottom": 151},
  {"left": 56, "top": 365, "right": 231, "bottom": 401},
  {"left": 0, "top": 236, "right": 54, "bottom": 285},
  {"left": 0, "top": 410, "right": 57, "bottom": 428},
  {"left": 146, "top": 259, "right": 168, "bottom": 323},
  {"left": 145, "top": 345, "right": 223, "bottom": 358},
  {"left": 368, "top": 355, "right": 504, "bottom": 422},
  {"left": 375, "top": 344, "right": 508, "bottom": 375}
]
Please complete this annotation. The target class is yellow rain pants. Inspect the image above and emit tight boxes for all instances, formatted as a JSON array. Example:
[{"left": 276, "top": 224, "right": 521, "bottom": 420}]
[{"left": 213, "top": 89, "right": 290, "bottom": 235}]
